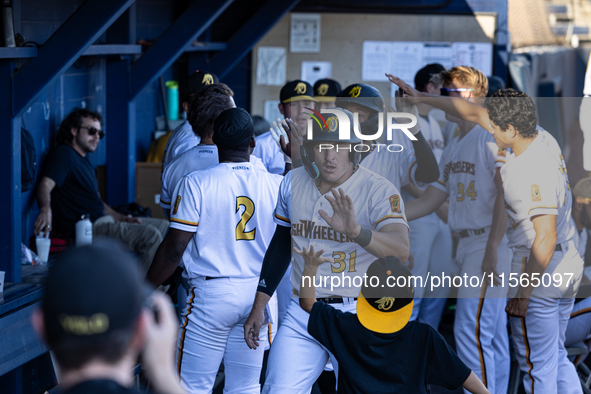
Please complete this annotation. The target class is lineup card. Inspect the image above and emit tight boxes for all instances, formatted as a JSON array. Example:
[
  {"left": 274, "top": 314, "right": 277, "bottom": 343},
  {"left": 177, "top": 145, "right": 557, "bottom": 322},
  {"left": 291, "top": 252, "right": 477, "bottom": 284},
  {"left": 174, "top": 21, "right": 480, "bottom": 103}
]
[{"left": 361, "top": 40, "right": 493, "bottom": 92}]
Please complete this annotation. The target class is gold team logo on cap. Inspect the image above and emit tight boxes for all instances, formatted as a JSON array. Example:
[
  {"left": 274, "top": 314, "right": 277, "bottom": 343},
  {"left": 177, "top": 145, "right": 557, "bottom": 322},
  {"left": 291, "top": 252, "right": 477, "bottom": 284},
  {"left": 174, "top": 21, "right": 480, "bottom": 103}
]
[
  {"left": 531, "top": 185, "right": 541, "bottom": 202},
  {"left": 390, "top": 194, "right": 401, "bottom": 213},
  {"left": 349, "top": 86, "right": 362, "bottom": 97},
  {"left": 375, "top": 297, "right": 395, "bottom": 310},
  {"left": 295, "top": 82, "right": 307, "bottom": 94},
  {"left": 173, "top": 195, "right": 182, "bottom": 215},
  {"left": 59, "top": 313, "right": 109, "bottom": 335},
  {"left": 327, "top": 116, "right": 338, "bottom": 132},
  {"left": 202, "top": 74, "right": 214, "bottom": 85},
  {"left": 317, "top": 83, "right": 329, "bottom": 96}
]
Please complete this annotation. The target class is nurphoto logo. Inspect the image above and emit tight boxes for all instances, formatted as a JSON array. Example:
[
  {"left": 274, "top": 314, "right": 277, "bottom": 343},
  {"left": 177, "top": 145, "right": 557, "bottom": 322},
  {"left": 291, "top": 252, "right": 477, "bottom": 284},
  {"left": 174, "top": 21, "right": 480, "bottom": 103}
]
[{"left": 305, "top": 108, "right": 418, "bottom": 145}]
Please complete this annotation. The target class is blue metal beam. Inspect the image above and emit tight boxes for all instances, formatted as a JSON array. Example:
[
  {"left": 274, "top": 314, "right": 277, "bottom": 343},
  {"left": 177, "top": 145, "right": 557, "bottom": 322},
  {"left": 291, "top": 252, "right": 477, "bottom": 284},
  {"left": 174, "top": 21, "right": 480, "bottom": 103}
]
[
  {"left": 0, "top": 60, "right": 22, "bottom": 283},
  {"left": 107, "top": 59, "right": 136, "bottom": 205},
  {"left": 12, "top": 0, "right": 135, "bottom": 117},
  {"left": 209, "top": 0, "right": 301, "bottom": 80},
  {"left": 128, "top": 0, "right": 234, "bottom": 100}
]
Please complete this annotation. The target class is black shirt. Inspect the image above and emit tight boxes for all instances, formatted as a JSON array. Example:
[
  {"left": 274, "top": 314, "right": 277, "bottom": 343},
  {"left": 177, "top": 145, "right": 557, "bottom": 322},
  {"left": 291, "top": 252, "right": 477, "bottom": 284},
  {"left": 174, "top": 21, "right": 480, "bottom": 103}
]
[
  {"left": 55, "top": 379, "right": 153, "bottom": 394},
  {"left": 308, "top": 301, "right": 471, "bottom": 394},
  {"left": 42, "top": 145, "right": 104, "bottom": 236}
]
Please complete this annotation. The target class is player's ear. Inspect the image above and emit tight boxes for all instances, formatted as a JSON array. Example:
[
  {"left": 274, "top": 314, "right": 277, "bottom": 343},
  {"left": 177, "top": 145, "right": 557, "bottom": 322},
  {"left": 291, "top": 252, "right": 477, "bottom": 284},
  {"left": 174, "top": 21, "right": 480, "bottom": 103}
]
[
  {"left": 182, "top": 101, "right": 190, "bottom": 114},
  {"left": 278, "top": 103, "right": 285, "bottom": 116},
  {"left": 507, "top": 124, "right": 517, "bottom": 139},
  {"left": 250, "top": 137, "right": 256, "bottom": 150}
]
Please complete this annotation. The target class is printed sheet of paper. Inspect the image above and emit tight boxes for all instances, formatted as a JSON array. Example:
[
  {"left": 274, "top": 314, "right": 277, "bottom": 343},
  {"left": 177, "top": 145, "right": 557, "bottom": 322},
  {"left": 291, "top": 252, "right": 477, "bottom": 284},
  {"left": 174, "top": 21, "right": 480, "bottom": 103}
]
[
  {"left": 263, "top": 100, "right": 283, "bottom": 125},
  {"left": 452, "top": 42, "right": 493, "bottom": 76},
  {"left": 362, "top": 41, "right": 393, "bottom": 82},
  {"left": 290, "top": 13, "right": 321, "bottom": 53},
  {"left": 256, "top": 47, "right": 286, "bottom": 86}
]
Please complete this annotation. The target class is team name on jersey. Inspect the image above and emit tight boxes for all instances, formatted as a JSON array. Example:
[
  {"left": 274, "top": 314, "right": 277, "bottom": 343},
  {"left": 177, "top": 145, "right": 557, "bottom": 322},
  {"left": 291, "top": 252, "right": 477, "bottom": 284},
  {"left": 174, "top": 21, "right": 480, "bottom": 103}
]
[
  {"left": 199, "top": 150, "right": 214, "bottom": 154},
  {"left": 443, "top": 161, "right": 476, "bottom": 181},
  {"left": 232, "top": 166, "right": 250, "bottom": 171},
  {"left": 428, "top": 139, "right": 445, "bottom": 151},
  {"left": 291, "top": 220, "right": 354, "bottom": 243}
]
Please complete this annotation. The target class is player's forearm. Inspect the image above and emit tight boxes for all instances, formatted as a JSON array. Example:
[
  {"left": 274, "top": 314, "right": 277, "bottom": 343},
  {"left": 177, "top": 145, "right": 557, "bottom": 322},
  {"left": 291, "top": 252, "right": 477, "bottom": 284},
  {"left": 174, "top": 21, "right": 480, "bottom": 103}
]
[
  {"left": 405, "top": 186, "right": 447, "bottom": 221},
  {"left": 419, "top": 94, "right": 489, "bottom": 128},
  {"left": 518, "top": 232, "right": 556, "bottom": 298},
  {"left": 486, "top": 190, "right": 508, "bottom": 251},
  {"left": 257, "top": 226, "right": 292, "bottom": 296},
  {"left": 359, "top": 227, "right": 410, "bottom": 262},
  {"left": 462, "top": 371, "right": 490, "bottom": 394},
  {"left": 300, "top": 265, "right": 319, "bottom": 313},
  {"left": 411, "top": 132, "right": 440, "bottom": 184},
  {"left": 146, "top": 235, "right": 185, "bottom": 287}
]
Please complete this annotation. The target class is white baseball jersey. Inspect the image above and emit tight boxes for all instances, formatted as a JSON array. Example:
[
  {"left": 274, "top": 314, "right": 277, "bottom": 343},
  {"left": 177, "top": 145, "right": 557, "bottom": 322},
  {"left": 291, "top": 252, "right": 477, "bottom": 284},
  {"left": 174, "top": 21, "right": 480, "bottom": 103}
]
[
  {"left": 418, "top": 112, "right": 446, "bottom": 162},
  {"left": 253, "top": 131, "right": 285, "bottom": 175},
  {"left": 169, "top": 162, "right": 282, "bottom": 279},
  {"left": 162, "top": 120, "right": 200, "bottom": 169},
  {"left": 274, "top": 166, "right": 409, "bottom": 298},
  {"left": 160, "top": 145, "right": 267, "bottom": 209},
  {"left": 501, "top": 132, "right": 575, "bottom": 249},
  {"left": 432, "top": 125, "right": 510, "bottom": 233}
]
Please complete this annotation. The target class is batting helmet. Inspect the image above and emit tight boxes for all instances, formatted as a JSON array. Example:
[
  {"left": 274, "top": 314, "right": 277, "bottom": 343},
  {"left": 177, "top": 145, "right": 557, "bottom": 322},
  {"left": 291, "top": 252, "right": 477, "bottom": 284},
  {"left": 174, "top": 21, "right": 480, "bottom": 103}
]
[
  {"left": 336, "top": 83, "right": 384, "bottom": 137},
  {"left": 301, "top": 108, "right": 362, "bottom": 179}
]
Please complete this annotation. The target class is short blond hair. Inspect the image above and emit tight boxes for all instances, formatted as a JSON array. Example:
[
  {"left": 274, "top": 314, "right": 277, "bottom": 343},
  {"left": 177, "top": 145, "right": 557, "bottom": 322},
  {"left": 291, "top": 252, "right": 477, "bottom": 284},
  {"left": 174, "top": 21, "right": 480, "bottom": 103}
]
[{"left": 439, "top": 66, "right": 488, "bottom": 97}]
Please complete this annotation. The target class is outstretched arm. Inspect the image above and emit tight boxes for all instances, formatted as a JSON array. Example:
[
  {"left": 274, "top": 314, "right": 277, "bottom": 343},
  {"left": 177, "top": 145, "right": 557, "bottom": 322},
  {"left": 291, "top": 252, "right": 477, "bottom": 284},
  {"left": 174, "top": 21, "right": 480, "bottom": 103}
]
[
  {"left": 404, "top": 185, "right": 448, "bottom": 221},
  {"left": 320, "top": 188, "right": 410, "bottom": 262},
  {"left": 386, "top": 73, "right": 491, "bottom": 130},
  {"left": 462, "top": 371, "right": 490, "bottom": 394}
]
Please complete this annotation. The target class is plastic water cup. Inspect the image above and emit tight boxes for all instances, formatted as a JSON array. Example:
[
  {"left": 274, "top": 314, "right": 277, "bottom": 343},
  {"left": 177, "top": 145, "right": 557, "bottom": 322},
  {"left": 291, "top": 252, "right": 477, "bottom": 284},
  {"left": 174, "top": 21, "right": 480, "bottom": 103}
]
[
  {"left": 36, "top": 237, "right": 51, "bottom": 264},
  {"left": 0, "top": 271, "right": 4, "bottom": 293}
]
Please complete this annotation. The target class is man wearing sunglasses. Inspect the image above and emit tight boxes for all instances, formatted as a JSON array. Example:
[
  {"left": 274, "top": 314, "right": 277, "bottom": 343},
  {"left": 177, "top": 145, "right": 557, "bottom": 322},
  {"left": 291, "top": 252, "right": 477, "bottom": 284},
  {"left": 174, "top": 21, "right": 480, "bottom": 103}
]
[{"left": 34, "top": 108, "right": 168, "bottom": 273}]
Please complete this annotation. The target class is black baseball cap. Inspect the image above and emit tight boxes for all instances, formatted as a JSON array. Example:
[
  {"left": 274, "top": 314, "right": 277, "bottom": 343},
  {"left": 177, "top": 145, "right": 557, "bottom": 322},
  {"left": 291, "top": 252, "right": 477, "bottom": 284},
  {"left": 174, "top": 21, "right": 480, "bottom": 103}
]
[
  {"left": 414, "top": 64, "right": 445, "bottom": 92},
  {"left": 42, "top": 240, "right": 150, "bottom": 341},
  {"left": 356, "top": 256, "right": 414, "bottom": 334},
  {"left": 314, "top": 79, "right": 342, "bottom": 102},
  {"left": 180, "top": 70, "right": 219, "bottom": 102},
  {"left": 280, "top": 80, "right": 316, "bottom": 103},
  {"left": 213, "top": 107, "right": 254, "bottom": 149}
]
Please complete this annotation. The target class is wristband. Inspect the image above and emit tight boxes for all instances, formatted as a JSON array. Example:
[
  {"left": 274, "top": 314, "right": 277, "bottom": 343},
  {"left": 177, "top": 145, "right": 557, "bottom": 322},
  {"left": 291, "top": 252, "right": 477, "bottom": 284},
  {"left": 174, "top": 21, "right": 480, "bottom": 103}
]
[{"left": 352, "top": 227, "right": 372, "bottom": 247}]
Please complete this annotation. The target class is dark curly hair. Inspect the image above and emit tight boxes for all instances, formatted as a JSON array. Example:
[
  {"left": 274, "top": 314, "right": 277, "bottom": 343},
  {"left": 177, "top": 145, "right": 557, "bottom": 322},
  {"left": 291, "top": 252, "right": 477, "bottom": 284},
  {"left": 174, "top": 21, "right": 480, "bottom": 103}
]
[
  {"left": 55, "top": 108, "right": 103, "bottom": 145},
  {"left": 484, "top": 89, "right": 537, "bottom": 138},
  {"left": 189, "top": 83, "right": 234, "bottom": 139}
]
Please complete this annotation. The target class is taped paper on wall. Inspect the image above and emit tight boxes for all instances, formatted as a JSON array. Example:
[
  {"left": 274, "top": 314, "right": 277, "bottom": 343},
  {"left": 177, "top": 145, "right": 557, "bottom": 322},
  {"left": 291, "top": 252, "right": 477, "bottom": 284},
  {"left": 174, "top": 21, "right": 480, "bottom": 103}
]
[{"left": 256, "top": 47, "right": 286, "bottom": 86}]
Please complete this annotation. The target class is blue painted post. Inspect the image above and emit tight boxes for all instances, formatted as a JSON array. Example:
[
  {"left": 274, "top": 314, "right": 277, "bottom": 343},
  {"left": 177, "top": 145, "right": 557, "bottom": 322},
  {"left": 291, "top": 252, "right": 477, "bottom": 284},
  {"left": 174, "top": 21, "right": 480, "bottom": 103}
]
[
  {"left": 106, "top": 58, "right": 135, "bottom": 206},
  {"left": 0, "top": 59, "right": 22, "bottom": 283}
]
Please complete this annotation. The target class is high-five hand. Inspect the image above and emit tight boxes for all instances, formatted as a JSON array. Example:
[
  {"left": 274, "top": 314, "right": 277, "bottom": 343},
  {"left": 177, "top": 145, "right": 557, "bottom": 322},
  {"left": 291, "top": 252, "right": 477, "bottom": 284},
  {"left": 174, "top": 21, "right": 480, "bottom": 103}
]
[{"left": 318, "top": 188, "right": 361, "bottom": 238}]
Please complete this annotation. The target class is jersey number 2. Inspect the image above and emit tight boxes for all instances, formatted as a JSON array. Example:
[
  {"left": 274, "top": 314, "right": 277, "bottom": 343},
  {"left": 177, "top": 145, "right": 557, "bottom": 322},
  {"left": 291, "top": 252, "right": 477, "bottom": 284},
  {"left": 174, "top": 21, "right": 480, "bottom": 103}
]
[{"left": 236, "top": 196, "right": 256, "bottom": 241}]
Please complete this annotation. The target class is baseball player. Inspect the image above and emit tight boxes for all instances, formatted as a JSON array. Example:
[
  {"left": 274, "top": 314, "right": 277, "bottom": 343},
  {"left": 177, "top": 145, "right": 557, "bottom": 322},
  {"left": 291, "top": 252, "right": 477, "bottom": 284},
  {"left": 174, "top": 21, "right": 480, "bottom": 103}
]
[
  {"left": 147, "top": 108, "right": 282, "bottom": 393},
  {"left": 565, "top": 177, "right": 591, "bottom": 367},
  {"left": 314, "top": 78, "right": 342, "bottom": 110},
  {"left": 388, "top": 67, "right": 512, "bottom": 394},
  {"left": 162, "top": 70, "right": 218, "bottom": 170},
  {"left": 253, "top": 80, "right": 315, "bottom": 175},
  {"left": 244, "top": 108, "right": 410, "bottom": 393},
  {"left": 487, "top": 89, "right": 583, "bottom": 394}
]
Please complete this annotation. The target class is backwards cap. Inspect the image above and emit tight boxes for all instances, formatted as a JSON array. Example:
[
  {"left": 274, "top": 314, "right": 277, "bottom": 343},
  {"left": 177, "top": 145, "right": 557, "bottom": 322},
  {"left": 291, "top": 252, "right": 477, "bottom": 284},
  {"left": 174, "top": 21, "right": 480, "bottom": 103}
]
[
  {"left": 43, "top": 240, "right": 149, "bottom": 342},
  {"left": 357, "top": 256, "right": 414, "bottom": 334}
]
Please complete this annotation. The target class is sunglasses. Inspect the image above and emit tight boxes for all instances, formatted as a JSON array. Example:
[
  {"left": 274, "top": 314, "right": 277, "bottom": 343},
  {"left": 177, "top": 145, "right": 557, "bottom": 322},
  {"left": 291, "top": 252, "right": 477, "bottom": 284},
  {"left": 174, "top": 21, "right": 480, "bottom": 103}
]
[
  {"left": 440, "top": 87, "right": 474, "bottom": 96},
  {"left": 79, "top": 126, "right": 105, "bottom": 139}
]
